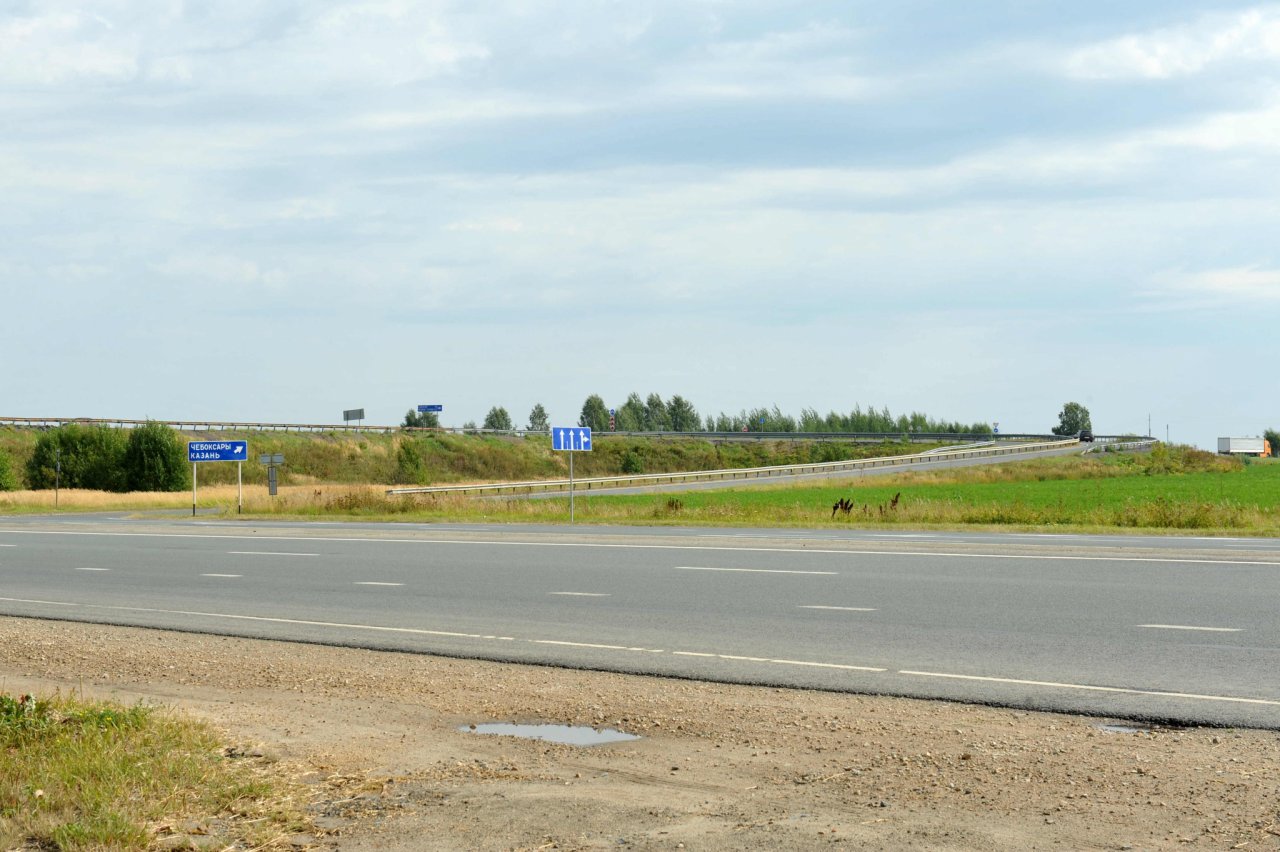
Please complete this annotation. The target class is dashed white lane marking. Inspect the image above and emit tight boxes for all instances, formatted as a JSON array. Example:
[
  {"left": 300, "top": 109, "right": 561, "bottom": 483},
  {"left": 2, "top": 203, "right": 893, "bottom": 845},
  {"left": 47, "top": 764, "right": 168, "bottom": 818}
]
[
  {"left": 799, "top": 605, "right": 877, "bottom": 612},
  {"left": 202, "top": 574, "right": 242, "bottom": 578},
  {"left": 7, "top": 529, "right": 1280, "bottom": 567},
  {"left": 228, "top": 551, "right": 317, "bottom": 557},
  {"left": 0, "top": 544, "right": 15, "bottom": 547},
  {"left": 551, "top": 592, "right": 611, "bottom": 597},
  {"left": 1, "top": 594, "right": 1276, "bottom": 707},
  {"left": 354, "top": 582, "right": 404, "bottom": 586},
  {"left": 675, "top": 566, "right": 838, "bottom": 576},
  {"left": 74, "top": 567, "right": 110, "bottom": 572},
  {"left": 900, "top": 670, "right": 1280, "bottom": 707},
  {"left": 1139, "top": 624, "right": 1242, "bottom": 633}
]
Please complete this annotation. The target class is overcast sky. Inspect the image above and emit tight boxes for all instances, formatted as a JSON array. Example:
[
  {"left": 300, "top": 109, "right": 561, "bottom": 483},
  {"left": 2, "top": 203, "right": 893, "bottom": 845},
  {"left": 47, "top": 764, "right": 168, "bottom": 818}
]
[{"left": 3, "top": 2, "right": 1278, "bottom": 447}]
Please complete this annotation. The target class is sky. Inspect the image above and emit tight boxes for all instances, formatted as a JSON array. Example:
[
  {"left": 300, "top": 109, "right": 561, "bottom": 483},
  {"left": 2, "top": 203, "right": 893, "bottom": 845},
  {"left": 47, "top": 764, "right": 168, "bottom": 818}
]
[{"left": 3, "top": 1, "right": 1278, "bottom": 448}]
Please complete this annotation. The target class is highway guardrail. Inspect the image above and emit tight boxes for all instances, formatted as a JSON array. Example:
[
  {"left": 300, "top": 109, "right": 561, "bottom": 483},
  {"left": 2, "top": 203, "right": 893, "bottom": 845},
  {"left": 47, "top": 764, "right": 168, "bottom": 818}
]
[{"left": 386, "top": 439, "right": 1082, "bottom": 497}]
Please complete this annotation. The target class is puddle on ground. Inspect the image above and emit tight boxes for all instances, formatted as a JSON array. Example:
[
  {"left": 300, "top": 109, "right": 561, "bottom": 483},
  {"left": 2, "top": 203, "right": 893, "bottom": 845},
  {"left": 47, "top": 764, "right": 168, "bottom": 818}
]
[
  {"left": 460, "top": 723, "right": 640, "bottom": 746},
  {"left": 1095, "top": 723, "right": 1155, "bottom": 735}
]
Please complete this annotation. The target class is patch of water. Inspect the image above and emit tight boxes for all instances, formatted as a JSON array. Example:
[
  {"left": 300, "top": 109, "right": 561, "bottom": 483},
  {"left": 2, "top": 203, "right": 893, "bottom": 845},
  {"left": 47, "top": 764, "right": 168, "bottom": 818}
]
[
  {"left": 1095, "top": 723, "right": 1154, "bottom": 735},
  {"left": 460, "top": 723, "right": 640, "bottom": 746}
]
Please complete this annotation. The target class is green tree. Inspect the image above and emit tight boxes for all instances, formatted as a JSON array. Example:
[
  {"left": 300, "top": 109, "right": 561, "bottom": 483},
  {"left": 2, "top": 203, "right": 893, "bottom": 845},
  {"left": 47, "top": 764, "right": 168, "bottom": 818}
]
[
  {"left": 644, "top": 393, "right": 671, "bottom": 431},
  {"left": 667, "top": 395, "right": 699, "bottom": 432},
  {"left": 482, "top": 406, "right": 514, "bottom": 431},
  {"left": 0, "top": 446, "right": 17, "bottom": 491},
  {"left": 1051, "top": 402, "right": 1093, "bottom": 436},
  {"left": 122, "top": 421, "right": 190, "bottom": 492},
  {"left": 26, "top": 424, "right": 127, "bottom": 491},
  {"left": 402, "top": 408, "right": 439, "bottom": 428},
  {"left": 616, "top": 393, "right": 646, "bottom": 432},
  {"left": 578, "top": 394, "right": 609, "bottom": 432},
  {"left": 527, "top": 403, "right": 550, "bottom": 432}
]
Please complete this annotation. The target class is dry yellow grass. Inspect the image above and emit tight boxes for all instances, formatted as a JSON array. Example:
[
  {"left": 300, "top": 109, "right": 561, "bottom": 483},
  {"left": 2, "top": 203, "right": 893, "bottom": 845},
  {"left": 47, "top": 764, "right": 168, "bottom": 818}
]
[{"left": 0, "top": 484, "right": 394, "bottom": 513}]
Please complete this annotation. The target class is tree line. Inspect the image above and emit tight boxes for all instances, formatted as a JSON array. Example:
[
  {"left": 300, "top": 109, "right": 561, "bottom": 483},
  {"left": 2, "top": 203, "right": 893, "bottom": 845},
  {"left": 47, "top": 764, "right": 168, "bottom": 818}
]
[{"left": 575, "top": 394, "right": 992, "bottom": 435}]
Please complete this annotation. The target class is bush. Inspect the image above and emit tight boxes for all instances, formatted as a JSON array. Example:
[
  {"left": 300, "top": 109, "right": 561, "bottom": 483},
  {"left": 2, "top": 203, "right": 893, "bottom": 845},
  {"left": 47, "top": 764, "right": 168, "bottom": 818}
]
[
  {"left": 0, "top": 446, "right": 16, "bottom": 491},
  {"left": 122, "top": 421, "right": 190, "bottom": 492},
  {"left": 25, "top": 424, "right": 127, "bottom": 492}
]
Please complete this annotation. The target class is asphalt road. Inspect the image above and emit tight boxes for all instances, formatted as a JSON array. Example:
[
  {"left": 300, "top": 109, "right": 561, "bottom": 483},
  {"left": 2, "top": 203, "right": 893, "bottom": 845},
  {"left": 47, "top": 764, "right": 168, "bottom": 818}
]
[{"left": 2, "top": 514, "right": 1278, "bottom": 729}]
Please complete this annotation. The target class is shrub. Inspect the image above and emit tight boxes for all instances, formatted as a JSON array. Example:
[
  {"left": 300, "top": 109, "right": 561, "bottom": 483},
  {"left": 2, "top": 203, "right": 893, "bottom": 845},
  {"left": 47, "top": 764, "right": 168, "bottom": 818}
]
[
  {"left": 621, "top": 449, "right": 645, "bottom": 474},
  {"left": 25, "top": 424, "right": 127, "bottom": 491},
  {"left": 0, "top": 446, "right": 16, "bottom": 491},
  {"left": 122, "top": 421, "right": 190, "bottom": 492}
]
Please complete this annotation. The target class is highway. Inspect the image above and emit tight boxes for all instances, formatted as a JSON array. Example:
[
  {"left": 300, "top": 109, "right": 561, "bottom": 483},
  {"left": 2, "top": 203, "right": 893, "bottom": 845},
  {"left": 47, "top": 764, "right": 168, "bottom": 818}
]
[{"left": 2, "top": 514, "right": 1279, "bottom": 729}]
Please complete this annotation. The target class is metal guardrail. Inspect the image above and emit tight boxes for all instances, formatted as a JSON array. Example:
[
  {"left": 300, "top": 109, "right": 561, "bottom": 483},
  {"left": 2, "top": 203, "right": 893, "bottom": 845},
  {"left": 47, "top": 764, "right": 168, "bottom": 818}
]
[
  {"left": 1084, "top": 439, "right": 1157, "bottom": 453},
  {"left": 0, "top": 416, "right": 1072, "bottom": 442},
  {"left": 386, "top": 439, "right": 1082, "bottom": 497}
]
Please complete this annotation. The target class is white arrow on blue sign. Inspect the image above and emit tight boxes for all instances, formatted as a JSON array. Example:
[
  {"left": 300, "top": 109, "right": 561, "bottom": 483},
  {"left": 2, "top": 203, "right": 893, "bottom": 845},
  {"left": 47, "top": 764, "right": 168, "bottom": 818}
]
[
  {"left": 552, "top": 426, "right": 592, "bottom": 451},
  {"left": 188, "top": 441, "right": 248, "bottom": 462}
]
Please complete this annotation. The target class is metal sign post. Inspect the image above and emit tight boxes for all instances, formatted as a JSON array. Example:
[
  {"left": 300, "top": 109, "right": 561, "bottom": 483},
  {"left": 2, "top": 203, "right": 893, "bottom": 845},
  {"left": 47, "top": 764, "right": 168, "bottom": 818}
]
[
  {"left": 188, "top": 441, "right": 249, "bottom": 516},
  {"left": 343, "top": 408, "right": 365, "bottom": 427},
  {"left": 552, "top": 426, "right": 593, "bottom": 524},
  {"left": 259, "top": 454, "right": 285, "bottom": 497}
]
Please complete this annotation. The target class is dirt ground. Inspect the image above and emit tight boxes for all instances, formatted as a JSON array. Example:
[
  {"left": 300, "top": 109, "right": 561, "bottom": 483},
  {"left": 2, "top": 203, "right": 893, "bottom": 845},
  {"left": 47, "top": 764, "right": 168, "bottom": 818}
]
[{"left": 2, "top": 616, "right": 1278, "bottom": 851}]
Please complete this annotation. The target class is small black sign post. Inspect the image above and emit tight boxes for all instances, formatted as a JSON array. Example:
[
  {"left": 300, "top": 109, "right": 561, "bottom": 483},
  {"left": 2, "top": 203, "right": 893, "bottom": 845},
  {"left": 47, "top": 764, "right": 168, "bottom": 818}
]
[{"left": 259, "top": 454, "right": 285, "bottom": 497}]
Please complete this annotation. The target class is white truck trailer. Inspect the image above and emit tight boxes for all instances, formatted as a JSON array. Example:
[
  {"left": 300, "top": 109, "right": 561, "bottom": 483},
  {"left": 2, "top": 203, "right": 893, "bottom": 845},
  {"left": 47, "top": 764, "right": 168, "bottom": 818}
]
[{"left": 1218, "top": 437, "right": 1268, "bottom": 456}]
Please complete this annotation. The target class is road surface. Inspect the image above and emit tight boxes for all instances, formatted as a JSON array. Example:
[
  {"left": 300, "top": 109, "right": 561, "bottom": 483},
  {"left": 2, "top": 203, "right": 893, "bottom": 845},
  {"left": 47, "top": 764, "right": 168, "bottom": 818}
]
[{"left": 1, "top": 514, "right": 1277, "bottom": 728}]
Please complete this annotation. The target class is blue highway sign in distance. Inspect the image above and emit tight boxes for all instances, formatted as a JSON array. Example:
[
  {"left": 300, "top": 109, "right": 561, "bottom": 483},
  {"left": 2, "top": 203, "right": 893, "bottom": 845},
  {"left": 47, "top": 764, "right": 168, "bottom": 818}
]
[
  {"left": 418, "top": 404, "right": 444, "bottom": 413},
  {"left": 552, "top": 426, "right": 592, "bottom": 452},
  {"left": 188, "top": 441, "right": 248, "bottom": 462}
]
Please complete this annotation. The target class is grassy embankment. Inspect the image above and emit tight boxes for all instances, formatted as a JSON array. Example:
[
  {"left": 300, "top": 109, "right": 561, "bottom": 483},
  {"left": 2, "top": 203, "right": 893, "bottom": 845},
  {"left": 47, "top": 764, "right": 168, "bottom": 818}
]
[
  {"left": 3, "top": 431, "right": 1278, "bottom": 534},
  {"left": 0, "top": 692, "right": 308, "bottom": 850}
]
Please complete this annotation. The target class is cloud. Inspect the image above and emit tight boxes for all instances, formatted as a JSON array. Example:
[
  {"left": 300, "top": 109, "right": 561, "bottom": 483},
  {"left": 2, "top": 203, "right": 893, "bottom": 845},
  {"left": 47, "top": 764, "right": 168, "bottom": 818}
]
[
  {"left": 1153, "top": 265, "right": 1280, "bottom": 303},
  {"left": 0, "top": 11, "right": 138, "bottom": 85},
  {"left": 1063, "top": 6, "right": 1280, "bottom": 80}
]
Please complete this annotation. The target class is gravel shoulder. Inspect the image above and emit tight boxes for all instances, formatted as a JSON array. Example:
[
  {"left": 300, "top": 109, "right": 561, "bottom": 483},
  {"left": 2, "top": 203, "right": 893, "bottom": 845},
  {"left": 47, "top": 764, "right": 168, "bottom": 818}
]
[{"left": 3, "top": 615, "right": 1279, "bottom": 851}]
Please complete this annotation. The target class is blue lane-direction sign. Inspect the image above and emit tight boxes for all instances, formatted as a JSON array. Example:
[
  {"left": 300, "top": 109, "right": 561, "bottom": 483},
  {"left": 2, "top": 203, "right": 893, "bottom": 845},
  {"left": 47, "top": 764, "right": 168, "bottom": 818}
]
[
  {"left": 552, "top": 426, "right": 592, "bottom": 452},
  {"left": 418, "top": 404, "right": 443, "bottom": 413},
  {"left": 188, "top": 441, "right": 248, "bottom": 462}
]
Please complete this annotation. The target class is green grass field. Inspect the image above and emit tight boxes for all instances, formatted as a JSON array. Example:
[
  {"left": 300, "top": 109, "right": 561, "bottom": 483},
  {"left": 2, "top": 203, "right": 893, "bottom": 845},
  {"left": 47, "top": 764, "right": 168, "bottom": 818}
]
[{"left": 4, "top": 439, "right": 1277, "bottom": 534}]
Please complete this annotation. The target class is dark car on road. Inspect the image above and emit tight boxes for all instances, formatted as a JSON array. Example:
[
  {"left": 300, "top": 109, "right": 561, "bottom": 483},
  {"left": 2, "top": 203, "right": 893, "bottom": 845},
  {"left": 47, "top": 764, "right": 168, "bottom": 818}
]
[{"left": 1079, "top": 429, "right": 1094, "bottom": 442}]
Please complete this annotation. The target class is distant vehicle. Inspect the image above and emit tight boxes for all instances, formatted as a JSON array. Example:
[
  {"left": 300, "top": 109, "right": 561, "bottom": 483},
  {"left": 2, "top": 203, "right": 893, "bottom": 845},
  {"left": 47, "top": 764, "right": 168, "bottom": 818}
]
[
  {"left": 1218, "top": 437, "right": 1271, "bottom": 457},
  {"left": 1078, "top": 429, "right": 1094, "bottom": 442}
]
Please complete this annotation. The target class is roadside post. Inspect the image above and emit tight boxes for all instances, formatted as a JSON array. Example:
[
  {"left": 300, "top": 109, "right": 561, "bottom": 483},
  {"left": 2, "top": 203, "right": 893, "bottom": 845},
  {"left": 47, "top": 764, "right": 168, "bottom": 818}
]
[
  {"left": 188, "top": 441, "right": 248, "bottom": 516},
  {"left": 552, "top": 426, "right": 593, "bottom": 524},
  {"left": 259, "top": 454, "right": 285, "bottom": 497}
]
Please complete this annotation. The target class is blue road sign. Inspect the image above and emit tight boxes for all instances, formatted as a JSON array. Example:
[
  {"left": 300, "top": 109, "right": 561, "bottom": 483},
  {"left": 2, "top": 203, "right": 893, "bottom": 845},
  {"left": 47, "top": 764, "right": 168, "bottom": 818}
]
[
  {"left": 188, "top": 441, "right": 248, "bottom": 462},
  {"left": 552, "top": 426, "right": 592, "bottom": 452},
  {"left": 418, "top": 404, "right": 443, "bottom": 413}
]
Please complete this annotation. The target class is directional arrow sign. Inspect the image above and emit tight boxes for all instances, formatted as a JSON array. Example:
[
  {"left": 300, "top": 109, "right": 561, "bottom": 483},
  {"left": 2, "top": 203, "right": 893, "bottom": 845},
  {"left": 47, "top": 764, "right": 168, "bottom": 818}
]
[
  {"left": 553, "top": 426, "right": 592, "bottom": 452},
  {"left": 188, "top": 441, "right": 248, "bottom": 462}
]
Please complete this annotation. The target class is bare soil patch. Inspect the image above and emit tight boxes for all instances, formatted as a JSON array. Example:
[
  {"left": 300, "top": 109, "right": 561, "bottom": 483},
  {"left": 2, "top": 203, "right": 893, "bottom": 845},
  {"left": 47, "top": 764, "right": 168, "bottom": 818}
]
[{"left": 2, "top": 616, "right": 1278, "bottom": 850}]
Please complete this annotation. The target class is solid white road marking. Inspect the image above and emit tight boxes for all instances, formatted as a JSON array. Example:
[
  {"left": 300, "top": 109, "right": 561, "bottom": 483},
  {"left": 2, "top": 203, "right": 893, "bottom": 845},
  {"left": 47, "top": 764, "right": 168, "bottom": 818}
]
[
  {"left": 551, "top": 592, "right": 611, "bottom": 597},
  {"left": 74, "top": 567, "right": 110, "bottom": 572},
  {"left": 354, "top": 582, "right": 404, "bottom": 586},
  {"left": 228, "top": 551, "right": 317, "bottom": 557},
  {"left": 899, "top": 670, "right": 1280, "bottom": 707},
  {"left": 799, "top": 605, "right": 877, "bottom": 612},
  {"left": 201, "top": 574, "right": 242, "bottom": 578},
  {"left": 675, "top": 566, "right": 838, "bottom": 576},
  {"left": 1139, "top": 624, "right": 1242, "bottom": 633},
  {"left": 671, "top": 651, "right": 884, "bottom": 672}
]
